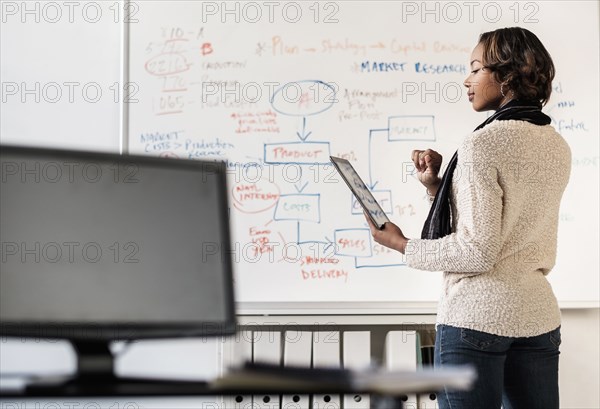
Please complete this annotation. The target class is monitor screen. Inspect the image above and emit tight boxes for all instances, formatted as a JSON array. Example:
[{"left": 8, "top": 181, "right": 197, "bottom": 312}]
[{"left": 0, "top": 146, "right": 236, "bottom": 340}]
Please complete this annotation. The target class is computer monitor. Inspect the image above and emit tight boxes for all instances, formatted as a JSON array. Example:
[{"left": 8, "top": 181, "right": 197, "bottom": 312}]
[{"left": 0, "top": 146, "right": 236, "bottom": 391}]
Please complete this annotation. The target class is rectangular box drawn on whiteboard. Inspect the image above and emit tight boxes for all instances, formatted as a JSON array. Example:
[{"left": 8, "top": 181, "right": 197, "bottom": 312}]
[
  {"left": 334, "top": 229, "right": 373, "bottom": 258},
  {"left": 264, "top": 141, "right": 331, "bottom": 165},
  {"left": 274, "top": 194, "right": 321, "bottom": 222},
  {"left": 388, "top": 115, "right": 436, "bottom": 142},
  {"left": 351, "top": 190, "right": 393, "bottom": 215}
]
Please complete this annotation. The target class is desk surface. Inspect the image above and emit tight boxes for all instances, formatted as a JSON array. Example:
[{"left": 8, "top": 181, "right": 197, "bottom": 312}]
[{"left": 1, "top": 365, "right": 475, "bottom": 398}]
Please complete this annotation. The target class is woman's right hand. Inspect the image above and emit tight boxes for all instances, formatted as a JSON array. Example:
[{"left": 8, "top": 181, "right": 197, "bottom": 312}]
[{"left": 411, "top": 149, "right": 443, "bottom": 190}]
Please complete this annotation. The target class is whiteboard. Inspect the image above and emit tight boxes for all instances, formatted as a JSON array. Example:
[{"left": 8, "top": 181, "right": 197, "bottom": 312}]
[
  {"left": 0, "top": 0, "right": 123, "bottom": 152},
  {"left": 127, "top": 1, "right": 598, "bottom": 305}
]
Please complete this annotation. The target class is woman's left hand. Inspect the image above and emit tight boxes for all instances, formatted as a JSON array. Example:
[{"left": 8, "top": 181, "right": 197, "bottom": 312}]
[{"left": 364, "top": 212, "right": 409, "bottom": 254}]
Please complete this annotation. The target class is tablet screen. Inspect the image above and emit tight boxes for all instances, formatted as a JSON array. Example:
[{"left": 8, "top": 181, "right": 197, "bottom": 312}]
[{"left": 330, "top": 156, "right": 390, "bottom": 229}]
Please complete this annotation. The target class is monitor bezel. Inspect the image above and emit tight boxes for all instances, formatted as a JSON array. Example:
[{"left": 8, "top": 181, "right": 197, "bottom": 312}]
[{"left": 0, "top": 145, "right": 237, "bottom": 340}]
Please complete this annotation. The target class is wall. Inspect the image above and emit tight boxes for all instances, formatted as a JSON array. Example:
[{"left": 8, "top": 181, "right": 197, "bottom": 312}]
[
  {"left": 0, "top": 1, "right": 122, "bottom": 152},
  {"left": 559, "top": 309, "right": 600, "bottom": 408}
]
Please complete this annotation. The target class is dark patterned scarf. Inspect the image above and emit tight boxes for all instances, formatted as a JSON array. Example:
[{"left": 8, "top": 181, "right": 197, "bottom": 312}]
[{"left": 421, "top": 99, "right": 552, "bottom": 240}]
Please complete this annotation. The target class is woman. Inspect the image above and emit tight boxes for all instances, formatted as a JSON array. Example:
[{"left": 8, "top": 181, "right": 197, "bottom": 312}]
[{"left": 366, "top": 27, "right": 571, "bottom": 408}]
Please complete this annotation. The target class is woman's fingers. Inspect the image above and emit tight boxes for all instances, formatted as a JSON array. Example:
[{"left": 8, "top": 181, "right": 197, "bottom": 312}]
[{"left": 412, "top": 149, "right": 441, "bottom": 173}]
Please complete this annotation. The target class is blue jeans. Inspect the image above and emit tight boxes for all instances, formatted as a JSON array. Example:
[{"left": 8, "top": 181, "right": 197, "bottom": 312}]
[{"left": 434, "top": 324, "right": 561, "bottom": 409}]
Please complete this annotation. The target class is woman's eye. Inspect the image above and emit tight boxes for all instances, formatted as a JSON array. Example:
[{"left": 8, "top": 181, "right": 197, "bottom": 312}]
[{"left": 471, "top": 69, "right": 480, "bottom": 74}]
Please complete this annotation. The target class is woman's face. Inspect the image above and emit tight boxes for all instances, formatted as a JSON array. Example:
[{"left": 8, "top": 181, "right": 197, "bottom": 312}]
[{"left": 464, "top": 42, "right": 511, "bottom": 111}]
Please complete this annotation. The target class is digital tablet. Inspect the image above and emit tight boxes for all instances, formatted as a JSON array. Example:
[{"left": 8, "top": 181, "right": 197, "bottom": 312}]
[{"left": 330, "top": 156, "right": 390, "bottom": 229}]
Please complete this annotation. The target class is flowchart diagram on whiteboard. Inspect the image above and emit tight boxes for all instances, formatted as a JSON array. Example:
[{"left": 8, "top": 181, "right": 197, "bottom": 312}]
[{"left": 128, "top": 2, "right": 599, "bottom": 304}]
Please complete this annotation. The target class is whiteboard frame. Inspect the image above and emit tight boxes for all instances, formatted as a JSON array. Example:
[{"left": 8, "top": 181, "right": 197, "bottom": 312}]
[{"left": 236, "top": 301, "right": 599, "bottom": 316}]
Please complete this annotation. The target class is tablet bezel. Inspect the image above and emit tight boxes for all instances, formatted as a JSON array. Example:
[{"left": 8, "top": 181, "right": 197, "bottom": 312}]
[{"left": 329, "top": 156, "right": 390, "bottom": 230}]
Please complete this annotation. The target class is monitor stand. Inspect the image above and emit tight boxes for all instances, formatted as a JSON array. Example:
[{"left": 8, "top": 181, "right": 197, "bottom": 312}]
[{"left": 23, "top": 340, "right": 209, "bottom": 396}]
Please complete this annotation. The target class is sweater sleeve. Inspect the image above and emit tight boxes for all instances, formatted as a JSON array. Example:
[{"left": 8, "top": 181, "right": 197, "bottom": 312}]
[{"left": 405, "top": 132, "right": 504, "bottom": 273}]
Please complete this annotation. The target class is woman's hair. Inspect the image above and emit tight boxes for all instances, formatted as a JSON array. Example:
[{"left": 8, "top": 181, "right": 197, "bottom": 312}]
[{"left": 479, "top": 27, "right": 555, "bottom": 105}]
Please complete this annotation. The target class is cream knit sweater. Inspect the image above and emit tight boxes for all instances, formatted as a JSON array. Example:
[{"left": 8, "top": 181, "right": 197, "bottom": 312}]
[{"left": 405, "top": 120, "right": 571, "bottom": 337}]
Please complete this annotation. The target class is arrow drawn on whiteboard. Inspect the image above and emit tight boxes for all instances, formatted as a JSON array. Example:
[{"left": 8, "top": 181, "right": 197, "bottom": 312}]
[
  {"left": 324, "top": 236, "right": 334, "bottom": 253},
  {"left": 294, "top": 181, "right": 309, "bottom": 193},
  {"left": 354, "top": 256, "right": 406, "bottom": 269},
  {"left": 293, "top": 167, "right": 309, "bottom": 193},
  {"left": 296, "top": 117, "right": 313, "bottom": 142},
  {"left": 296, "top": 221, "right": 335, "bottom": 251},
  {"left": 245, "top": 155, "right": 264, "bottom": 165},
  {"left": 368, "top": 128, "right": 388, "bottom": 190}
]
